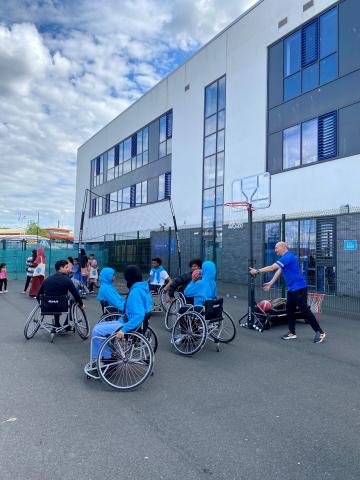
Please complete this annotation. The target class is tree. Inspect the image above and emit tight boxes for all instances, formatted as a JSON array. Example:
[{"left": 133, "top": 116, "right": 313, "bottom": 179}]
[{"left": 25, "top": 223, "right": 48, "bottom": 237}]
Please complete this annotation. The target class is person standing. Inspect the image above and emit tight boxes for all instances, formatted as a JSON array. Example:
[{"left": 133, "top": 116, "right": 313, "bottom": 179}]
[
  {"left": 28, "top": 247, "right": 46, "bottom": 297},
  {"left": 0, "top": 263, "right": 8, "bottom": 293},
  {"left": 249, "top": 241, "right": 326, "bottom": 343},
  {"left": 79, "top": 248, "right": 89, "bottom": 290},
  {"left": 88, "top": 253, "right": 98, "bottom": 293},
  {"left": 21, "top": 249, "right": 37, "bottom": 294}
]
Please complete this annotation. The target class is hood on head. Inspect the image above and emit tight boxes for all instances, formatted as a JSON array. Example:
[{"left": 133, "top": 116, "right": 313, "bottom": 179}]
[
  {"left": 124, "top": 265, "right": 142, "bottom": 288},
  {"left": 99, "top": 267, "right": 115, "bottom": 285},
  {"left": 201, "top": 261, "right": 216, "bottom": 281}
]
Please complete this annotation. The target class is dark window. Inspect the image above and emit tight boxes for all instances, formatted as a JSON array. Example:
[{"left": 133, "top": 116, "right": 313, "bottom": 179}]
[
  {"left": 105, "top": 194, "right": 110, "bottom": 213},
  {"left": 131, "top": 134, "right": 137, "bottom": 158},
  {"left": 130, "top": 185, "right": 136, "bottom": 208},
  {"left": 301, "top": 20, "right": 318, "bottom": 67},
  {"left": 91, "top": 198, "right": 96, "bottom": 217},
  {"left": 318, "top": 111, "right": 337, "bottom": 160},
  {"left": 114, "top": 144, "right": 119, "bottom": 166},
  {"left": 165, "top": 172, "right": 171, "bottom": 198},
  {"left": 320, "top": 7, "right": 337, "bottom": 58},
  {"left": 166, "top": 111, "right": 172, "bottom": 139}
]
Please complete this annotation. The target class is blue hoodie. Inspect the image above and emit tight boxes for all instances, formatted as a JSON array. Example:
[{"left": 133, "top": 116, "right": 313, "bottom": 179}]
[
  {"left": 97, "top": 268, "right": 125, "bottom": 311},
  {"left": 121, "top": 281, "right": 152, "bottom": 333},
  {"left": 184, "top": 261, "right": 217, "bottom": 306}
]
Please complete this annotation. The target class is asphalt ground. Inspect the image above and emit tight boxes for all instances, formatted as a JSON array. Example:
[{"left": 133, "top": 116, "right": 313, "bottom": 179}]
[{"left": 0, "top": 281, "right": 359, "bottom": 480}]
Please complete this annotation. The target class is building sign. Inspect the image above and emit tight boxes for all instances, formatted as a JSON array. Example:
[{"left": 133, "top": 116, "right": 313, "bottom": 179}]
[{"left": 344, "top": 240, "right": 357, "bottom": 251}]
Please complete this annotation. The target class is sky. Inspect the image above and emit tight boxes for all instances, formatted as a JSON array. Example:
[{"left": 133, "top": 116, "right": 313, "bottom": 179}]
[{"left": 0, "top": 0, "right": 257, "bottom": 230}]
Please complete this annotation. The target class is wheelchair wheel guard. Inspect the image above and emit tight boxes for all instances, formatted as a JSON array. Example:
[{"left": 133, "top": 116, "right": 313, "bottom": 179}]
[
  {"left": 24, "top": 305, "right": 43, "bottom": 339},
  {"left": 97, "top": 331, "right": 154, "bottom": 391},
  {"left": 208, "top": 310, "right": 236, "bottom": 343},
  {"left": 171, "top": 311, "right": 207, "bottom": 355},
  {"left": 71, "top": 303, "right": 90, "bottom": 340}
]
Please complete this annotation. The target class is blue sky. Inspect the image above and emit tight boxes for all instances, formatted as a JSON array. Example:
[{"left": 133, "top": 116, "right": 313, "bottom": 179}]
[{"left": 0, "top": 0, "right": 257, "bottom": 230}]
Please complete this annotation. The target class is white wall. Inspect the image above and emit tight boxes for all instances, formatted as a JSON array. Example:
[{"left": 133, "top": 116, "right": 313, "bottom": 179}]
[{"left": 76, "top": 0, "right": 352, "bottom": 241}]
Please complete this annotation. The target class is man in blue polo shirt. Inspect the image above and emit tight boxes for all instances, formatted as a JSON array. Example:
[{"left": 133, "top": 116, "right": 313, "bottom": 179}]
[{"left": 249, "top": 242, "right": 326, "bottom": 343}]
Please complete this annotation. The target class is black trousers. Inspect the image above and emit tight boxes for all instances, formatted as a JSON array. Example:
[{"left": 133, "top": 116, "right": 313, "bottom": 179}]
[
  {"left": 24, "top": 276, "right": 31, "bottom": 292},
  {"left": 287, "top": 287, "right": 322, "bottom": 334},
  {"left": 0, "top": 279, "right": 7, "bottom": 291}
]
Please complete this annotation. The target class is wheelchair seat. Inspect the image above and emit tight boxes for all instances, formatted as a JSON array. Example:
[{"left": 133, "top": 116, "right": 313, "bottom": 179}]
[
  {"left": 39, "top": 295, "right": 69, "bottom": 315},
  {"left": 204, "top": 298, "right": 223, "bottom": 322}
]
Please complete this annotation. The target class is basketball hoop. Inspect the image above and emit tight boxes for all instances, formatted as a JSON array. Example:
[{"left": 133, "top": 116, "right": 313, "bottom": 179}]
[
  {"left": 308, "top": 292, "right": 325, "bottom": 322},
  {"left": 224, "top": 202, "right": 251, "bottom": 229}
]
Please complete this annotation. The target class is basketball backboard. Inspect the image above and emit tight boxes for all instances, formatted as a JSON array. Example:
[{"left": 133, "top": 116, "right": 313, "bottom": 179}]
[{"left": 232, "top": 172, "right": 271, "bottom": 209}]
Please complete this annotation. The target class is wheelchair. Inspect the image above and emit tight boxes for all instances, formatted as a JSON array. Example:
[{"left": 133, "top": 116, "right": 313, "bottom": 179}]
[
  {"left": 171, "top": 298, "right": 236, "bottom": 355},
  {"left": 84, "top": 311, "right": 157, "bottom": 391},
  {"left": 149, "top": 284, "right": 168, "bottom": 313},
  {"left": 164, "top": 291, "right": 188, "bottom": 331},
  {"left": 24, "top": 295, "right": 89, "bottom": 343}
]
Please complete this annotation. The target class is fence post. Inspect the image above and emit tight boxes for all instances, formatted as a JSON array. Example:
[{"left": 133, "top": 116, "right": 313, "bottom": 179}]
[
  {"left": 168, "top": 226, "right": 171, "bottom": 275},
  {"left": 281, "top": 213, "right": 286, "bottom": 298}
]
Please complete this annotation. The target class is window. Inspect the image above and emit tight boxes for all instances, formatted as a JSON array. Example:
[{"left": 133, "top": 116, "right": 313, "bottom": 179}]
[
  {"left": 283, "top": 125, "right": 300, "bottom": 169},
  {"left": 136, "top": 182, "right": 142, "bottom": 206},
  {"left": 283, "top": 6, "right": 338, "bottom": 101},
  {"left": 283, "top": 111, "right": 337, "bottom": 169},
  {"left": 159, "top": 111, "right": 173, "bottom": 158},
  {"left": 142, "top": 180, "right": 147, "bottom": 204},
  {"left": 122, "top": 187, "right": 130, "bottom": 210},
  {"left": 165, "top": 172, "right": 171, "bottom": 199},
  {"left": 106, "top": 148, "right": 117, "bottom": 181},
  {"left": 104, "top": 194, "right": 110, "bottom": 214},
  {"left": 91, "top": 155, "right": 104, "bottom": 187},
  {"left": 158, "top": 174, "right": 165, "bottom": 200},
  {"left": 110, "top": 191, "right": 118, "bottom": 213},
  {"left": 202, "top": 76, "right": 226, "bottom": 260}
]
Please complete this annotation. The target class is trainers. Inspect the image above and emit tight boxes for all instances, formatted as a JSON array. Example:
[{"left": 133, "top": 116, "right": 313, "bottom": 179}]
[
  {"left": 281, "top": 332, "right": 297, "bottom": 340},
  {"left": 314, "top": 331, "right": 326, "bottom": 343},
  {"left": 3, "top": 290, "right": 8, "bottom": 293},
  {"left": 173, "top": 335, "right": 185, "bottom": 346}
]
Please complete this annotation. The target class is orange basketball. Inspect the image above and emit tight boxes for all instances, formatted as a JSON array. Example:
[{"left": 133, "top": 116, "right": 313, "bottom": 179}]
[{"left": 256, "top": 300, "right": 272, "bottom": 314}]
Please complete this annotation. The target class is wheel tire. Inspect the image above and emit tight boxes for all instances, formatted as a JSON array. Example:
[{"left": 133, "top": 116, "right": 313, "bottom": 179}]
[
  {"left": 73, "top": 304, "right": 90, "bottom": 340},
  {"left": 24, "top": 305, "right": 42, "bottom": 340},
  {"left": 98, "top": 332, "right": 154, "bottom": 391},
  {"left": 164, "top": 298, "right": 181, "bottom": 331},
  {"left": 209, "top": 310, "right": 236, "bottom": 343},
  {"left": 144, "top": 325, "right": 158, "bottom": 353},
  {"left": 171, "top": 312, "right": 207, "bottom": 356}
]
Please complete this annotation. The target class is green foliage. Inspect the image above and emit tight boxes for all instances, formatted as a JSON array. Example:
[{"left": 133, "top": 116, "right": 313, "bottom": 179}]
[{"left": 25, "top": 223, "right": 48, "bottom": 237}]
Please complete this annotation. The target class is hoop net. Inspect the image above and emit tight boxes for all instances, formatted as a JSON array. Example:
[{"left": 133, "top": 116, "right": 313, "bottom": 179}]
[
  {"left": 307, "top": 292, "right": 325, "bottom": 322},
  {"left": 224, "top": 202, "right": 250, "bottom": 229}
]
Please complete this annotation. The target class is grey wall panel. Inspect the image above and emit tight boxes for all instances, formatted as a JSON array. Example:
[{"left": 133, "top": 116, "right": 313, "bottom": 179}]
[
  {"left": 339, "top": 0, "right": 360, "bottom": 77},
  {"left": 268, "top": 41, "right": 283, "bottom": 109},
  {"left": 91, "top": 155, "right": 171, "bottom": 195},
  {"left": 267, "top": 131, "right": 283, "bottom": 174},
  {"left": 147, "top": 177, "right": 158, "bottom": 203},
  {"left": 149, "top": 120, "right": 159, "bottom": 163},
  {"left": 339, "top": 101, "right": 360, "bottom": 157},
  {"left": 268, "top": 68, "right": 360, "bottom": 134}
]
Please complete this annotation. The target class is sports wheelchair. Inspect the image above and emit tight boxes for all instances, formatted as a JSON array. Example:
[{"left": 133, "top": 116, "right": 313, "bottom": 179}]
[
  {"left": 164, "top": 291, "right": 189, "bottom": 331},
  {"left": 149, "top": 284, "right": 168, "bottom": 313},
  {"left": 24, "top": 295, "right": 89, "bottom": 343},
  {"left": 84, "top": 311, "right": 158, "bottom": 391},
  {"left": 171, "top": 298, "right": 236, "bottom": 355}
]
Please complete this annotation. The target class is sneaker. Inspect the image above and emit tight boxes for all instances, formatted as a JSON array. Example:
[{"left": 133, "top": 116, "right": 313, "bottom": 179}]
[
  {"left": 173, "top": 335, "right": 185, "bottom": 346},
  {"left": 0, "top": 291, "right": 3, "bottom": 294},
  {"left": 3, "top": 290, "right": 8, "bottom": 293},
  {"left": 281, "top": 332, "right": 297, "bottom": 340},
  {"left": 314, "top": 331, "right": 326, "bottom": 343}
]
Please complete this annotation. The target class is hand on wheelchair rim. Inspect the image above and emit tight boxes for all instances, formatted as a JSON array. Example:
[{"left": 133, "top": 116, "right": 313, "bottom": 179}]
[{"left": 116, "top": 330, "right": 124, "bottom": 339}]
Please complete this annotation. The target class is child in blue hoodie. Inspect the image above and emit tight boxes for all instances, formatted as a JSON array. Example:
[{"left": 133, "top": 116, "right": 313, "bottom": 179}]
[
  {"left": 184, "top": 260, "right": 217, "bottom": 306},
  {"left": 91, "top": 265, "right": 152, "bottom": 359},
  {"left": 97, "top": 267, "right": 125, "bottom": 312}
]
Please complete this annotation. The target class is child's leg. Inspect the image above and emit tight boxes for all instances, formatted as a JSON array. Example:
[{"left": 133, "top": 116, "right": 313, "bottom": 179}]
[
  {"left": 0, "top": 279, "right": 4, "bottom": 292},
  {"left": 4, "top": 279, "right": 7, "bottom": 292}
]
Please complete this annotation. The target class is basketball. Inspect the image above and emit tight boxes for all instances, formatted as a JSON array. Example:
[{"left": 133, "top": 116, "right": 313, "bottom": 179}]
[
  {"left": 192, "top": 269, "right": 202, "bottom": 281},
  {"left": 256, "top": 300, "right": 272, "bottom": 314}
]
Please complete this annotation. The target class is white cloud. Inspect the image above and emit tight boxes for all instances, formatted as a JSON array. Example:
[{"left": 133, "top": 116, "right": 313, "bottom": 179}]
[{"left": 0, "top": 0, "right": 258, "bottom": 230}]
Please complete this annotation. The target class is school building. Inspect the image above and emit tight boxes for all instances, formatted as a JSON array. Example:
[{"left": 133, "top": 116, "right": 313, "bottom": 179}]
[{"left": 75, "top": 0, "right": 360, "bottom": 297}]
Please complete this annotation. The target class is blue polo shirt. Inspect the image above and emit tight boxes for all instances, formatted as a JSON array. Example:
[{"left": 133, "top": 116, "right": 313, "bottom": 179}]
[{"left": 276, "top": 251, "right": 307, "bottom": 292}]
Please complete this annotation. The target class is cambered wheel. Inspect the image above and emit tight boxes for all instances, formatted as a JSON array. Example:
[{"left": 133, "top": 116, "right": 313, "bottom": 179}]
[
  {"left": 164, "top": 298, "right": 181, "bottom": 331},
  {"left": 209, "top": 310, "right": 236, "bottom": 343},
  {"left": 72, "top": 304, "right": 90, "bottom": 340},
  {"left": 97, "top": 332, "right": 154, "bottom": 391},
  {"left": 171, "top": 311, "right": 207, "bottom": 355},
  {"left": 24, "top": 305, "right": 43, "bottom": 339},
  {"left": 144, "top": 325, "right": 158, "bottom": 354},
  {"left": 99, "top": 312, "right": 123, "bottom": 323}
]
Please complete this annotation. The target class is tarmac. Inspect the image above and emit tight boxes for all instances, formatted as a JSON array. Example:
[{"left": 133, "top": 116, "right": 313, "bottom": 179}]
[{"left": 0, "top": 280, "right": 359, "bottom": 480}]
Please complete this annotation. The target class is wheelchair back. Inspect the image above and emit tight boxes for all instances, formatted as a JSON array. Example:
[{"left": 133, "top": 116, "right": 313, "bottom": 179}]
[
  {"left": 204, "top": 298, "right": 223, "bottom": 321},
  {"left": 39, "top": 295, "right": 69, "bottom": 315}
]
